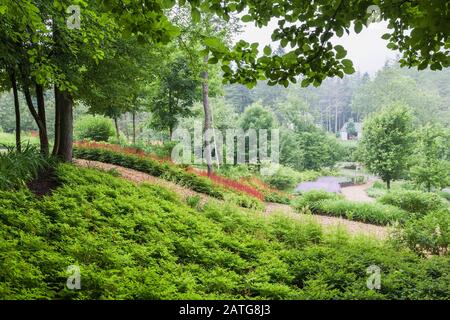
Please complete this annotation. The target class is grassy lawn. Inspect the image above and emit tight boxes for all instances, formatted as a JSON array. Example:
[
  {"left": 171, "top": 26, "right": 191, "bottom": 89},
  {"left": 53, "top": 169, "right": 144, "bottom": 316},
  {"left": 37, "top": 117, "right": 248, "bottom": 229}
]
[{"left": 0, "top": 132, "right": 40, "bottom": 149}]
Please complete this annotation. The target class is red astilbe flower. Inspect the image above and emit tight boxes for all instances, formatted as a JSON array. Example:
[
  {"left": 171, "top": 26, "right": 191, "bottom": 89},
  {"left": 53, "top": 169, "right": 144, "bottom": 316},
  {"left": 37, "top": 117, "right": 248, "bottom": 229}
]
[{"left": 190, "top": 169, "right": 264, "bottom": 201}]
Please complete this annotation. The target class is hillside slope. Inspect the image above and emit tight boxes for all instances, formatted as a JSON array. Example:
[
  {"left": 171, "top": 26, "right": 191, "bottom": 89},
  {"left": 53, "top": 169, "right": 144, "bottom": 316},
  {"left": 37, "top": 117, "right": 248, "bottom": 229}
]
[{"left": 0, "top": 164, "right": 448, "bottom": 299}]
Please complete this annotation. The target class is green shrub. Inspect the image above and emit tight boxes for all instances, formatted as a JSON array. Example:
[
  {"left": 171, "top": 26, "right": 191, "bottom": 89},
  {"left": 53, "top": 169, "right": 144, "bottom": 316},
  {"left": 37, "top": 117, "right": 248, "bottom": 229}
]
[
  {"left": 293, "top": 191, "right": 408, "bottom": 225},
  {"left": 73, "top": 146, "right": 224, "bottom": 200},
  {"left": 0, "top": 164, "right": 449, "bottom": 299},
  {"left": 225, "top": 193, "right": 264, "bottom": 211},
  {"left": 264, "top": 192, "right": 291, "bottom": 205},
  {"left": 393, "top": 210, "right": 450, "bottom": 256},
  {"left": 378, "top": 190, "right": 447, "bottom": 215},
  {"left": 108, "top": 134, "right": 128, "bottom": 146},
  {"left": 75, "top": 115, "right": 115, "bottom": 142},
  {"left": 316, "top": 199, "right": 409, "bottom": 225},
  {"left": 262, "top": 166, "right": 298, "bottom": 191},
  {"left": 186, "top": 195, "right": 201, "bottom": 209},
  {"left": 292, "top": 190, "right": 342, "bottom": 211},
  {"left": 372, "top": 181, "right": 386, "bottom": 189},
  {"left": 0, "top": 145, "right": 52, "bottom": 189},
  {"left": 142, "top": 141, "right": 178, "bottom": 159},
  {"left": 438, "top": 191, "right": 450, "bottom": 201},
  {"left": 217, "top": 165, "right": 254, "bottom": 180}
]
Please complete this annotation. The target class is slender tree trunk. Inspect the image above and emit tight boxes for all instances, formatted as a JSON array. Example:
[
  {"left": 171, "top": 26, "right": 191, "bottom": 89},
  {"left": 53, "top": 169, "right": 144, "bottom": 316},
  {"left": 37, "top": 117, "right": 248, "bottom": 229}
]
[
  {"left": 132, "top": 111, "right": 136, "bottom": 145},
  {"left": 22, "top": 83, "right": 48, "bottom": 156},
  {"left": 114, "top": 117, "right": 120, "bottom": 140},
  {"left": 9, "top": 71, "right": 21, "bottom": 152},
  {"left": 386, "top": 179, "right": 391, "bottom": 190},
  {"left": 201, "top": 55, "right": 213, "bottom": 177},
  {"left": 35, "top": 84, "right": 49, "bottom": 156},
  {"left": 123, "top": 114, "right": 129, "bottom": 142},
  {"left": 54, "top": 88, "right": 73, "bottom": 161},
  {"left": 52, "top": 85, "right": 61, "bottom": 156},
  {"left": 334, "top": 104, "right": 338, "bottom": 133}
]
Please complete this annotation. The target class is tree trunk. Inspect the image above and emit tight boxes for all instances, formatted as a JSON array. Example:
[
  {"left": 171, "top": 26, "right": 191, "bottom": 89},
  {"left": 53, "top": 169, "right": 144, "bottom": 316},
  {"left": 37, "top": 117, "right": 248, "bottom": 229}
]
[
  {"left": 54, "top": 88, "right": 73, "bottom": 161},
  {"left": 114, "top": 117, "right": 120, "bottom": 140},
  {"left": 9, "top": 71, "right": 21, "bottom": 152},
  {"left": 22, "top": 84, "right": 48, "bottom": 155},
  {"left": 35, "top": 84, "right": 49, "bottom": 156},
  {"left": 201, "top": 55, "right": 213, "bottom": 177},
  {"left": 386, "top": 179, "right": 391, "bottom": 190},
  {"left": 334, "top": 104, "right": 338, "bottom": 133},
  {"left": 52, "top": 85, "right": 61, "bottom": 156},
  {"left": 132, "top": 111, "right": 136, "bottom": 145}
]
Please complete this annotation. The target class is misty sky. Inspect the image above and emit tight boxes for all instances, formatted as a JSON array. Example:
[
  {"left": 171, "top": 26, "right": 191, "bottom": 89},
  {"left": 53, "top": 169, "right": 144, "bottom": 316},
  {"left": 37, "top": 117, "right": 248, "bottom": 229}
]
[{"left": 238, "top": 21, "right": 398, "bottom": 75}]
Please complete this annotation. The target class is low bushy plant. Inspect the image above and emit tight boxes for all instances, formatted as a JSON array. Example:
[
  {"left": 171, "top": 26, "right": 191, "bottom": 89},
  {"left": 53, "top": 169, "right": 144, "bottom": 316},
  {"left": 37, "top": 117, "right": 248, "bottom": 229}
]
[
  {"left": 293, "top": 190, "right": 408, "bottom": 225},
  {"left": 75, "top": 115, "right": 115, "bottom": 142},
  {"left": 378, "top": 189, "right": 447, "bottom": 215},
  {"left": 73, "top": 146, "right": 224, "bottom": 199},
  {"left": 438, "top": 190, "right": 450, "bottom": 201},
  {"left": 262, "top": 166, "right": 299, "bottom": 191},
  {"left": 392, "top": 210, "right": 449, "bottom": 256},
  {"left": 316, "top": 199, "right": 409, "bottom": 225},
  {"left": 0, "top": 145, "right": 52, "bottom": 189},
  {"left": 186, "top": 195, "right": 201, "bottom": 209},
  {"left": 0, "top": 164, "right": 449, "bottom": 299},
  {"left": 292, "top": 190, "right": 342, "bottom": 211},
  {"left": 225, "top": 193, "right": 264, "bottom": 211}
]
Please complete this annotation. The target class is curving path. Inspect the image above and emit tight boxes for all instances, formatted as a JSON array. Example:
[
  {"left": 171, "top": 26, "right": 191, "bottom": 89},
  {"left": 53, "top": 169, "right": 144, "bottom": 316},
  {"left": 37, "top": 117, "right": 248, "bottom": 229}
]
[
  {"left": 74, "top": 159, "right": 387, "bottom": 240},
  {"left": 264, "top": 202, "right": 387, "bottom": 240},
  {"left": 340, "top": 180, "right": 376, "bottom": 203}
]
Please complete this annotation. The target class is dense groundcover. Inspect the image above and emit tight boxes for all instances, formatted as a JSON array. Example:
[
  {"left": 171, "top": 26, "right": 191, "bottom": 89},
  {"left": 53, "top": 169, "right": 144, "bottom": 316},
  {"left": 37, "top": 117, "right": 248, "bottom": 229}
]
[{"left": 0, "top": 164, "right": 449, "bottom": 299}]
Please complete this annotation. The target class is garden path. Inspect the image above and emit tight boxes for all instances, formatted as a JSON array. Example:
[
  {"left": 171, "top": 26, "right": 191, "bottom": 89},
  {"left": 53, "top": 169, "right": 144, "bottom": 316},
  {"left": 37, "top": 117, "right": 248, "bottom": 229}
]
[
  {"left": 340, "top": 180, "right": 376, "bottom": 203},
  {"left": 264, "top": 202, "right": 387, "bottom": 240}
]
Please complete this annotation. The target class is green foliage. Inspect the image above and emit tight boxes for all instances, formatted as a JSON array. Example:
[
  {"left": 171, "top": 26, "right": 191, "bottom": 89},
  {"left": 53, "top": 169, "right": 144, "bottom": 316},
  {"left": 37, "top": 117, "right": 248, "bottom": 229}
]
[
  {"left": 74, "top": 116, "right": 115, "bottom": 142},
  {"left": 409, "top": 123, "right": 450, "bottom": 191},
  {"left": 338, "top": 140, "right": 357, "bottom": 162},
  {"left": 0, "top": 132, "right": 39, "bottom": 148},
  {"left": 0, "top": 145, "right": 51, "bottom": 189},
  {"left": 314, "top": 200, "right": 410, "bottom": 225},
  {"left": 346, "top": 120, "right": 356, "bottom": 136},
  {"left": 439, "top": 191, "right": 450, "bottom": 201},
  {"left": 1, "top": 163, "right": 449, "bottom": 299},
  {"left": 262, "top": 166, "right": 298, "bottom": 191},
  {"left": 351, "top": 64, "right": 449, "bottom": 126},
  {"left": 293, "top": 191, "right": 409, "bottom": 225},
  {"left": 216, "top": 165, "right": 254, "bottom": 180},
  {"left": 224, "top": 193, "right": 264, "bottom": 211},
  {"left": 149, "top": 57, "right": 200, "bottom": 135},
  {"left": 142, "top": 142, "right": 178, "bottom": 159},
  {"left": 281, "top": 128, "right": 344, "bottom": 171},
  {"left": 378, "top": 190, "right": 448, "bottom": 216},
  {"left": 263, "top": 192, "right": 291, "bottom": 205},
  {"left": 292, "top": 191, "right": 342, "bottom": 211},
  {"left": 186, "top": 195, "right": 201, "bottom": 209},
  {"left": 358, "top": 104, "right": 414, "bottom": 188},
  {"left": 365, "top": 187, "right": 386, "bottom": 199},
  {"left": 393, "top": 210, "right": 450, "bottom": 256},
  {"left": 239, "top": 101, "right": 276, "bottom": 131},
  {"left": 73, "top": 146, "right": 224, "bottom": 200}
]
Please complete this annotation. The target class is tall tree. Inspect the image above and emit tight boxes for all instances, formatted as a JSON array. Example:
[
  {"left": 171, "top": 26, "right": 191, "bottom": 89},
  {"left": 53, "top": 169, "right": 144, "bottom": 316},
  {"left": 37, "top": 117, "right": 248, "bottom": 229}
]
[
  {"left": 410, "top": 123, "right": 450, "bottom": 192},
  {"left": 358, "top": 104, "right": 414, "bottom": 189}
]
